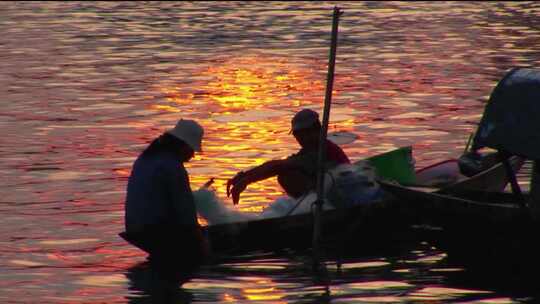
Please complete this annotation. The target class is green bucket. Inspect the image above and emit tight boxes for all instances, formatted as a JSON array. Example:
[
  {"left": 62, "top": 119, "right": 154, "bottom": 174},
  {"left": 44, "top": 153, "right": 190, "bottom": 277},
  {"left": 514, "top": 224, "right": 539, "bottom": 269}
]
[{"left": 366, "top": 146, "right": 416, "bottom": 184}]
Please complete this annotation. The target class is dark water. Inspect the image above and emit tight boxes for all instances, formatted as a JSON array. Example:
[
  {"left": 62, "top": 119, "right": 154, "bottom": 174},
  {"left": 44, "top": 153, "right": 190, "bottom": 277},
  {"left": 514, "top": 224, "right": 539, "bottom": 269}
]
[{"left": 2, "top": 1, "right": 540, "bottom": 303}]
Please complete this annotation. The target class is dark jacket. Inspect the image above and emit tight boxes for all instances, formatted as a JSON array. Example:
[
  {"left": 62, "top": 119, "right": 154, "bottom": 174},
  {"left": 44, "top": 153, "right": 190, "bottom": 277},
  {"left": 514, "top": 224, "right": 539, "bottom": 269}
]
[{"left": 125, "top": 150, "right": 197, "bottom": 233}]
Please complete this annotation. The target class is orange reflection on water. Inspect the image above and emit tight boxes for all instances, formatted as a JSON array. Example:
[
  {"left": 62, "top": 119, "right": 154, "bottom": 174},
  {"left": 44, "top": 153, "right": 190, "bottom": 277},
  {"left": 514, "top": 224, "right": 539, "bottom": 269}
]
[
  {"left": 152, "top": 54, "right": 330, "bottom": 207},
  {"left": 342, "top": 281, "right": 413, "bottom": 290},
  {"left": 156, "top": 55, "right": 325, "bottom": 111},
  {"left": 242, "top": 282, "right": 285, "bottom": 302},
  {"left": 222, "top": 293, "right": 237, "bottom": 302},
  {"left": 407, "top": 286, "right": 490, "bottom": 302},
  {"left": 244, "top": 293, "right": 285, "bottom": 301},
  {"left": 151, "top": 104, "right": 181, "bottom": 112},
  {"left": 221, "top": 277, "right": 284, "bottom": 302}
]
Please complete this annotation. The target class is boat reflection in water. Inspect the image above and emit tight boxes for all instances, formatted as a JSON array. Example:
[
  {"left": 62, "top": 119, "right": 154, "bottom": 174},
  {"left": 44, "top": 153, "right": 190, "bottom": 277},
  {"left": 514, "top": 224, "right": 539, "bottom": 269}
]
[
  {"left": 125, "top": 261, "right": 195, "bottom": 304},
  {"left": 122, "top": 245, "right": 528, "bottom": 303}
]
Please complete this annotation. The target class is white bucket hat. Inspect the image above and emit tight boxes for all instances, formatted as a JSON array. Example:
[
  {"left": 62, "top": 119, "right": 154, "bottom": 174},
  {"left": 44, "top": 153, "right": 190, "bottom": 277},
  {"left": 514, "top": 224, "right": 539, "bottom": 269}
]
[{"left": 166, "top": 119, "right": 204, "bottom": 152}]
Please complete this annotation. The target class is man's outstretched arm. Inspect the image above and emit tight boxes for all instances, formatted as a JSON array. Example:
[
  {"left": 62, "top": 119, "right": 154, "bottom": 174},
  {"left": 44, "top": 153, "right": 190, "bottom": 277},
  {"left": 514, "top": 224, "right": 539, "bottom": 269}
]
[{"left": 227, "top": 158, "right": 297, "bottom": 204}]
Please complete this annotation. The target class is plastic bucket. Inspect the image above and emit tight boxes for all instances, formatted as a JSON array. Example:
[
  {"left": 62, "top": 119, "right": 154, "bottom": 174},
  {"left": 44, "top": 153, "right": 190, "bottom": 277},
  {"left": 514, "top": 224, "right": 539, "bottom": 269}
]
[{"left": 366, "top": 146, "right": 416, "bottom": 184}]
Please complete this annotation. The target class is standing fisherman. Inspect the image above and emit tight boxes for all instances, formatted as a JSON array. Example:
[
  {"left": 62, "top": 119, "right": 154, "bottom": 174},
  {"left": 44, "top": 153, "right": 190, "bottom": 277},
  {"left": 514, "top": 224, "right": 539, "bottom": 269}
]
[{"left": 123, "top": 119, "right": 207, "bottom": 276}]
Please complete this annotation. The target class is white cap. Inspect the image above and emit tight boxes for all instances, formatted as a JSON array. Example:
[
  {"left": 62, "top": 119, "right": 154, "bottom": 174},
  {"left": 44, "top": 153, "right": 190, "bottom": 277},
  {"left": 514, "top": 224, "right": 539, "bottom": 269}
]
[
  {"left": 166, "top": 119, "right": 204, "bottom": 152},
  {"left": 291, "top": 109, "right": 320, "bottom": 132}
]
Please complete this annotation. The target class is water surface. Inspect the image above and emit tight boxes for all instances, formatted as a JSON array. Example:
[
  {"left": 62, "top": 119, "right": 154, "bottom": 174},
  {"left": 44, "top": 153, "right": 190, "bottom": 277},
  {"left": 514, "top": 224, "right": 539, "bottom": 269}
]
[{"left": 2, "top": 1, "right": 540, "bottom": 303}]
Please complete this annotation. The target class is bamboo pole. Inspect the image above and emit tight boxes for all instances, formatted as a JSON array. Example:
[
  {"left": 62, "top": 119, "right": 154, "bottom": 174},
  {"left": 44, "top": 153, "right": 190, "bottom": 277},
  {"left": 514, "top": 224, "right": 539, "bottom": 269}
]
[{"left": 312, "top": 6, "right": 342, "bottom": 269}]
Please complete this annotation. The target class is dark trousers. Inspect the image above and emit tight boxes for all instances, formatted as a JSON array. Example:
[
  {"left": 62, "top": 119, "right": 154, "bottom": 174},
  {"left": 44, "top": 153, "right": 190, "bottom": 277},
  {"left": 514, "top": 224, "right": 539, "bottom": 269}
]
[{"left": 122, "top": 225, "right": 208, "bottom": 281}]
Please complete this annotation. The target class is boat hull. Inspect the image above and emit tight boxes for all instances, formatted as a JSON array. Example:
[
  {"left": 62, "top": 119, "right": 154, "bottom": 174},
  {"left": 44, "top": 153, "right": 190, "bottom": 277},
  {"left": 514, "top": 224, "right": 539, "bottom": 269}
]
[
  {"left": 204, "top": 196, "right": 418, "bottom": 256},
  {"left": 379, "top": 156, "right": 538, "bottom": 271},
  {"left": 120, "top": 154, "right": 525, "bottom": 259}
]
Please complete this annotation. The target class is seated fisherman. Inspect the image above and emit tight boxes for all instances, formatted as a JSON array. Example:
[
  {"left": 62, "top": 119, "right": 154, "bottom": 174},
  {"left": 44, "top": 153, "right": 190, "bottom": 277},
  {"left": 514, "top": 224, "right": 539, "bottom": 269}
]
[
  {"left": 227, "top": 108, "right": 350, "bottom": 205},
  {"left": 124, "top": 119, "right": 207, "bottom": 275}
]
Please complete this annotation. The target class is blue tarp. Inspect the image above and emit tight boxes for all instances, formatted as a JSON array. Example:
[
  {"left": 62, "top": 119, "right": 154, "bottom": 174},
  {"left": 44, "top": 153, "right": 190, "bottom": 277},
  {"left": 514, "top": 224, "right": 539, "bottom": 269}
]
[{"left": 473, "top": 68, "right": 540, "bottom": 159}]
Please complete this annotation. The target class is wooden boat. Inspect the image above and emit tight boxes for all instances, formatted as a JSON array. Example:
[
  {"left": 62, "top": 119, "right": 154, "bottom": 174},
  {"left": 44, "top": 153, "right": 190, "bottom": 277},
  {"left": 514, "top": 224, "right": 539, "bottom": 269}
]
[
  {"left": 204, "top": 195, "right": 410, "bottom": 256},
  {"left": 378, "top": 157, "right": 527, "bottom": 228},
  {"left": 123, "top": 64, "right": 539, "bottom": 259},
  {"left": 119, "top": 143, "right": 525, "bottom": 259},
  {"left": 378, "top": 68, "right": 540, "bottom": 272},
  {"left": 202, "top": 153, "right": 524, "bottom": 256},
  {"left": 121, "top": 66, "right": 539, "bottom": 259},
  {"left": 379, "top": 180, "right": 537, "bottom": 272}
]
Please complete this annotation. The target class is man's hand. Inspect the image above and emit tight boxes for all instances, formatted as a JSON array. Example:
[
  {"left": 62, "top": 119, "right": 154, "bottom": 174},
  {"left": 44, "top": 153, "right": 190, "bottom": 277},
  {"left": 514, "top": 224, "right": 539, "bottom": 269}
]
[
  {"left": 229, "top": 180, "right": 247, "bottom": 205},
  {"left": 201, "top": 177, "right": 215, "bottom": 189},
  {"left": 226, "top": 171, "right": 246, "bottom": 197}
]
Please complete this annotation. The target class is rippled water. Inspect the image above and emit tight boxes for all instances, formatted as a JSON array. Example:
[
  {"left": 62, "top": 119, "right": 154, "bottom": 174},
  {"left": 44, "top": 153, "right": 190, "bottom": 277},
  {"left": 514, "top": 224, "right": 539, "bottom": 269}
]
[{"left": 2, "top": 1, "right": 540, "bottom": 303}]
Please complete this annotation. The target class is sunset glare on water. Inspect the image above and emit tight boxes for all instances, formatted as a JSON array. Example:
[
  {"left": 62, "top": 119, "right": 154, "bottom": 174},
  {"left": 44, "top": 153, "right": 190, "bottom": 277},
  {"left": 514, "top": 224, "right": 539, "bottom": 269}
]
[{"left": 1, "top": 1, "right": 540, "bottom": 303}]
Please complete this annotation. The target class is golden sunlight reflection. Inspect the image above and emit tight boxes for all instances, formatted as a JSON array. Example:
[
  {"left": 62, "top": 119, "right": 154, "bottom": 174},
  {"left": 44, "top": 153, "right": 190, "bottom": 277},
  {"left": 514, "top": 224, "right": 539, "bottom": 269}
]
[
  {"left": 223, "top": 293, "right": 237, "bottom": 302},
  {"left": 185, "top": 277, "right": 285, "bottom": 302},
  {"left": 75, "top": 274, "right": 127, "bottom": 288},
  {"left": 242, "top": 279, "right": 285, "bottom": 302},
  {"left": 225, "top": 263, "right": 286, "bottom": 271},
  {"left": 143, "top": 53, "right": 370, "bottom": 210},
  {"left": 429, "top": 267, "right": 465, "bottom": 273},
  {"left": 407, "top": 286, "right": 490, "bottom": 301},
  {"left": 338, "top": 281, "right": 413, "bottom": 291},
  {"left": 413, "top": 252, "right": 447, "bottom": 264},
  {"left": 244, "top": 294, "right": 285, "bottom": 301},
  {"left": 458, "top": 298, "right": 519, "bottom": 304},
  {"left": 183, "top": 279, "right": 248, "bottom": 290},
  {"left": 10, "top": 260, "right": 46, "bottom": 267},
  {"left": 156, "top": 55, "right": 325, "bottom": 111},
  {"left": 39, "top": 239, "right": 99, "bottom": 246},
  {"left": 149, "top": 55, "right": 332, "bottom": 208},
  {"left": 333, "top": 296, "right": 402, "bottom": 303}
]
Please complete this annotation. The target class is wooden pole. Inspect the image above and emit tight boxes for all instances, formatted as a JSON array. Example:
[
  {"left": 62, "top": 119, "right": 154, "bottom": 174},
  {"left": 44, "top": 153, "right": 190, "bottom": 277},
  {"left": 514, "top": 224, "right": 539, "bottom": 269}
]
[
  {"left": 312, "top": 6, "right": 342, "bottom": 269},
  {"left": 499, "top": 151, "right": 526, "bottom": 207},
  {"left": 530, "top": 160, "right": 540, "bottom": 219},
  {"left": 464, "top": 132, "right": 474, "bottom": 154}
]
